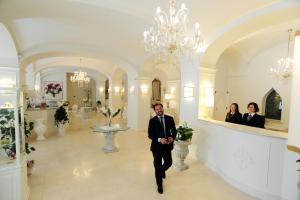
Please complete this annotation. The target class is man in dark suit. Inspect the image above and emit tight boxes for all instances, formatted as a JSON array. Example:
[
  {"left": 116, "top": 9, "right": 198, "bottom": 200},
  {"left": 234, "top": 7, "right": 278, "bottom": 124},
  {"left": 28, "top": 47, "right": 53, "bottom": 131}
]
[
  {"left": 242, "top": 102, "right": 265, "bottom": 128},
  {"left": 148, "top": 103, "right": 177, "bottom": 194}
]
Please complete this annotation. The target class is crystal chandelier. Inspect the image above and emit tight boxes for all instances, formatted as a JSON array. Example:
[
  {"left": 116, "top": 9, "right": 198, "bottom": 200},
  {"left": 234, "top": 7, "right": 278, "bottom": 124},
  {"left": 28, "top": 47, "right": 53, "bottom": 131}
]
[
  {"left": 270, "top": 29, "right": 294, "bottom": 79},
  {"left": 143, "top": 0, "right": 205, "bottom": 57},
  {"left": 70, "top": 59, "right": 90, "bottom": 87}
]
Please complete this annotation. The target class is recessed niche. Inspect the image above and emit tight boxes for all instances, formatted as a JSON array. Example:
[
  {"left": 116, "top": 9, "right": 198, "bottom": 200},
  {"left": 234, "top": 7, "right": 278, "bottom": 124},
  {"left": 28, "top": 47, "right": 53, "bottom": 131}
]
[{"left": 265, "top": 88, "right": 282, "bottom": 120}]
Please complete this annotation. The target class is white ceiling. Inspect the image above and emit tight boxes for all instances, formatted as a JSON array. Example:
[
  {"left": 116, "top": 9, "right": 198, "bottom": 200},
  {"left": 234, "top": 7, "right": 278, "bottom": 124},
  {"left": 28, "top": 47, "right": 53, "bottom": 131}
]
[{"left": 0, "top": 0, "right": 299, "bottom": 73}]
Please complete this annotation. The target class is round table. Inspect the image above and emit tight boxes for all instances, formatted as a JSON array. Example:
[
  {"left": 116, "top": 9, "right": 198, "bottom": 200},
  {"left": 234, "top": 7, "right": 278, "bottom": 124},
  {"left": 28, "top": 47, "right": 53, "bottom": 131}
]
[{"left": 92, "top": 125, "right": 129, "bottom": 153}]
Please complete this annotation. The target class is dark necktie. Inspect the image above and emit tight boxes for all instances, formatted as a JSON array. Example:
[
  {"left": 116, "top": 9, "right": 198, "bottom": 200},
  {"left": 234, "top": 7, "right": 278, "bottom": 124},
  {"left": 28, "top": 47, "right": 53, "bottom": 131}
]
[
  {"left": 159, "top": 116, "right": 166, "bottom": 137},
  {"left": 247, "top": 114, "right": 252, "bottom": 121}
]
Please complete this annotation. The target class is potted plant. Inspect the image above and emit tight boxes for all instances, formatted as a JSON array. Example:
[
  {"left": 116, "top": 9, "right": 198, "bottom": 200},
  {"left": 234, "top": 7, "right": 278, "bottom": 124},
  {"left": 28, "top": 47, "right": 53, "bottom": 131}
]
[
  {"left": 24, "top": 118, "right": 35, "bottom": 175},
  {"left": 174, "top": 122, "right": 193, "bottom": 171},
  {"left": 99, "top": 106, "right": 120, "bottom": 127},
  {"left": 54, "top": 106, "right": 69, "bottom": 136}
]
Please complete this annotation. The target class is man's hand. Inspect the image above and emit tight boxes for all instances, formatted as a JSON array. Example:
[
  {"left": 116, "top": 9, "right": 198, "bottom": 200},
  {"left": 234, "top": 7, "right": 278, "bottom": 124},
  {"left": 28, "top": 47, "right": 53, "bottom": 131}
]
[
  {"left": 160, "top": 138, "right": 168, "bottom": 144},
  {"left": 167, "top": 137, "right": 173, "bottom": 143}
]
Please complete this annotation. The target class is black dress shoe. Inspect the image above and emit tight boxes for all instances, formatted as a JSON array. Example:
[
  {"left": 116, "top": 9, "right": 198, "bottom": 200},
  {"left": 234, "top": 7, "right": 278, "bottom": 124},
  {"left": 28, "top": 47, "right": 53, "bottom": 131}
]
[{"left": 157, "top": 185, "right": 163, "bottom": 194}]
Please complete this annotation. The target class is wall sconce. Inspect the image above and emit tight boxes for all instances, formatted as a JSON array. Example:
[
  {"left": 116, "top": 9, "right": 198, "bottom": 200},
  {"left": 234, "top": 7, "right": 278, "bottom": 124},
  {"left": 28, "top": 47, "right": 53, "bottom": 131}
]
[
  {"left": 34, "top": 85, "right": 40, "bottom": 92},
  {"left": 129, "top": 86, "right": 135, "bottom": 94},
  {"left": 0, "top": 79, "right": 15, "bottom": 88},
  {"left": 183, "top": 86, "right": 194, "bottom": 98},
  {"left": 204, "top": 87, "right": 214, "bottom": 107},
  {"left": 170, "top": 87, "right": 176, "bottom": 94},
  {"left": 99, "top": 87, "right": 104, "bottom": 93},
  {"left": 140, "top": 85, "right": 149, "bottom": 95},
  {"left": 121, "top": 88, "right": 125, "bottom": 93},
  {"left": 165, "top": 93, "right": 175, "bottom": 108},
  {"left": 114, "top": 86, "right": 120, "bottom": 94}
]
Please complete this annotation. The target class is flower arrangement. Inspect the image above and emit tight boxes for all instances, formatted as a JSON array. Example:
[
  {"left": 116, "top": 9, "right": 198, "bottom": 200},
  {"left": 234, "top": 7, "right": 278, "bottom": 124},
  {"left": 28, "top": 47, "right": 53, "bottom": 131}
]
[
  {"left": 176, "top": 122, "right": 193, "bottom": 141},
  {"left": 99, "top": 107, "right": 121, "bottom": 127},
  {"left": 44, "top": 83, "right": 62, "bottom": 97},
  {"left": 54, "top": 106, "right": 69, "bottom": 126}
]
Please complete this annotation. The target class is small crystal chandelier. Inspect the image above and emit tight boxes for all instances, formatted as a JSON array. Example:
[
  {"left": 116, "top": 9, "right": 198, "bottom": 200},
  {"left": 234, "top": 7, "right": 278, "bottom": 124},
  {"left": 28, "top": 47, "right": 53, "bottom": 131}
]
[
  {"left": 70, "top": 59, "right": 90, "bottom": 87},
  {"left": 270, "top": 29, "right": 294, "bottom": 79},
  {"left": 143, "top": 0, "right": 205, "bottom": 57}
]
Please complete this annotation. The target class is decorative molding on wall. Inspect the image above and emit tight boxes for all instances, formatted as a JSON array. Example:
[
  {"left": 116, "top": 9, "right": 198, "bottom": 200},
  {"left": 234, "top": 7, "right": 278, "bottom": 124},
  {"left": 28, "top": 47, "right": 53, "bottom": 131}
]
[
  {"left": 233, "top": 146, "right": 254, "bottom": 170},
  {"left": 287, "top": 145, "right": 300, "bottom": 154}
]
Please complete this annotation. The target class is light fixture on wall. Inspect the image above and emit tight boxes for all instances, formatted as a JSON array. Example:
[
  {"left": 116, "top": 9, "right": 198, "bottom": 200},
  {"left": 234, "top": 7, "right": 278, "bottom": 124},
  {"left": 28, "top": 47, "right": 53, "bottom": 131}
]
[
  {"left": 129, "top": 86, "right": 135, "bottom": 94},
  {"left": 165, "top": 93, "right": 175, "bottom": 108},
  {"left": 99, "top": 87, "right": 104, "bottom": 93},
  {"left": 114, "top": 86, "right": 120, "bottom": 94},
  {"left": 204, "top": 87, "right": 214, "bottom": 107},
  {"left": 143, "top": 0, "right": 205, "bottom": 57},
  {"left": 183, "top": 86, "right": 194, "bottom": 98},
  {"left": 270, "top": 29, "right": 294, "bottom": 79},
  {"left": 70, "top": 58, "right": 90, "bottom": 87},
  {"left": 140, "top": 85, "right": 149, "bottom": 95}
]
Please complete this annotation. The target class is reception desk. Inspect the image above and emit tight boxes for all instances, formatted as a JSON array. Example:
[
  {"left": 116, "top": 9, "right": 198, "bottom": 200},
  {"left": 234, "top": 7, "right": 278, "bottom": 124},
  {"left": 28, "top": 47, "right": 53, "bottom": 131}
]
[
  {"left": 192, "top": 118, "right": 299, "bottom": 200},
  {"left": 25, "top": 108, "right": 57, "bottom": 138}
]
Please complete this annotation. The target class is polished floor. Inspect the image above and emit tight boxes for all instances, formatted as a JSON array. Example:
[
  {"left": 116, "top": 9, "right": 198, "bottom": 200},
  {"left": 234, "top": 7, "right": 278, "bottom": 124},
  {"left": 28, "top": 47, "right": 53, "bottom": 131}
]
[{"left": 28, "top": 113, "right": 257, "bottom": 200}]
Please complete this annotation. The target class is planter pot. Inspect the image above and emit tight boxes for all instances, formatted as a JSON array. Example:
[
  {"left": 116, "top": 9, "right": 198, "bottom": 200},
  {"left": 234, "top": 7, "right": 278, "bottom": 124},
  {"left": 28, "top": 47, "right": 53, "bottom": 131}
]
[
  {"left": 34, "top": 119, "right": 46, "bottom": 141},
  {"left": 174, "top": 140, "right": 191, "bottom": 171},
  {"left": 57, "top": 123, "right": 65, "bottom": 136},
  {"left": 102, "top": 131, "right": 118, "bottom": 153},
  {"left": 27, "top": 160, "right": 34, "bottom": 176}
]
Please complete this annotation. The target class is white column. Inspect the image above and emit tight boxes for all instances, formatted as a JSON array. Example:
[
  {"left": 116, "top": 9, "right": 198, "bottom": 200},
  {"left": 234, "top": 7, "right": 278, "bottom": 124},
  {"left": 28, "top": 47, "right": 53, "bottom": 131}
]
[
  {"left": 127, "top": 74, "right": 139, "bottom": 130},
  {"left": 179, "top": 55, "right": 200, "bottom": 126},
  {"left": 280, "top": 30, "right": 300, "bottom": 200},
  {"left": 288, "top": 31, "right": 300, "bottom": 149}
]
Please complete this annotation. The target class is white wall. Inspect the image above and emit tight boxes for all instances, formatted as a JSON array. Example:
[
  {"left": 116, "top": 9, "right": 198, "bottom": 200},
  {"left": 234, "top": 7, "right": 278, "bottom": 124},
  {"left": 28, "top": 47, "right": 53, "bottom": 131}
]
[
  {"left": 214, "top": 43, "right": 292, "bottom": 129},
  {"left": 0, "top": 23, "right": 18, "bottom": 68}
]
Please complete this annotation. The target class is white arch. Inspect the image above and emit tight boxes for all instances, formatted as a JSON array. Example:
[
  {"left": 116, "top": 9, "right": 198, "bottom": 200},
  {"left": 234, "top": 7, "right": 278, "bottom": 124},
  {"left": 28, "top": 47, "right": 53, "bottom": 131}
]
[
  {"left": 201, "top": 0, "right": 300, "bottom": 67},
  {"left": 0, "top": 23, "right": 18, "bottom": 67}
]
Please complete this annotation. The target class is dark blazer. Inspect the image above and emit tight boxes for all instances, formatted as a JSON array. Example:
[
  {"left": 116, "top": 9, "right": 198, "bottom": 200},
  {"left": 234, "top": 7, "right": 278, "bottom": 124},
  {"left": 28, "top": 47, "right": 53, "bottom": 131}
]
[
  {"left": 242, "top": 113, "right": 265, "bottom": 128},
  {"left": 148, "top": 115, "right": 177, "bottom": 152},
  {"left": 225, "top": 112, "right": 242, "bottom": 124}
]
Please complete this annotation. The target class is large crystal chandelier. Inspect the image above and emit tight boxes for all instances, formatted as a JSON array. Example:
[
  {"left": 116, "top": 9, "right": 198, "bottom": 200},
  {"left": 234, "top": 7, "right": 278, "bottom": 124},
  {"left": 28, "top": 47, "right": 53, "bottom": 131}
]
[
  {"left": 143, "top": 0, "right": 205, "bottom": 57},
  {"left": 270, "top": 29, "right": 294, "bottom": 79},
  {"left": 70, "top": 59, "right": 90, "bottom": 87}
]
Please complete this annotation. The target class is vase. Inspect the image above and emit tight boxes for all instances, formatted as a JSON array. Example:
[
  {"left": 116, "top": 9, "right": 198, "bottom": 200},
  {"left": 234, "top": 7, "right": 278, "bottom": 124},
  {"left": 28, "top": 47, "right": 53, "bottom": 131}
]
[
  {"left": 34, "top": 119, "right": 46, "bottom": 141},
  {"left": 174, "top": 140, "right": 191, "bottom": 171},
  {"left": 57, "top": 123, "right": 65, "bottom": 136}
]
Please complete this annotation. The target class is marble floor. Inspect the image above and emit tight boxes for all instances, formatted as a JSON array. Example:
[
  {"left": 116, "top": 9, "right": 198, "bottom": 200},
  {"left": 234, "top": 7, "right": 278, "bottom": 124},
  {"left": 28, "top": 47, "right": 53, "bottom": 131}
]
[{"left": 28, "top": 114, "right": 257, "bottom": 200}]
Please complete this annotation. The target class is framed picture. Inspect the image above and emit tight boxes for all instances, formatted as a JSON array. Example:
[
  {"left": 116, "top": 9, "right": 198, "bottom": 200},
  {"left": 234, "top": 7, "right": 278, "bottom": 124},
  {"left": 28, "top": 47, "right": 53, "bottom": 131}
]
[{"left": 44, "top": 81, "right": 63, "bottom": 100}]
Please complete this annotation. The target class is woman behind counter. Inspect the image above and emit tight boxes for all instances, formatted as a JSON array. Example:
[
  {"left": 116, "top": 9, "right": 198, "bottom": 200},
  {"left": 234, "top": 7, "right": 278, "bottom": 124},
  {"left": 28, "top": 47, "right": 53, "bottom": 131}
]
[
  {"left": 242, "top": 102, "right": 265, "bottom": 128},
  {"left": 225, "top": 103, "right": 243, "bottom": 124}
]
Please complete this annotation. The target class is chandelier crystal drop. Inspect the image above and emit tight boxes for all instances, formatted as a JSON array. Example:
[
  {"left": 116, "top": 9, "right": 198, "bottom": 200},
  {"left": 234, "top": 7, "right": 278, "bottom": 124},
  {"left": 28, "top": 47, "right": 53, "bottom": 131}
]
[
  {"left": 70, "top": 59, "right": 90, "bottom": 87},
  {"left": 143, "top": 0, "right": 205, "bottom": 57},
  {"left": 270, "top": 29, "right": 294, "bottom": 79}
]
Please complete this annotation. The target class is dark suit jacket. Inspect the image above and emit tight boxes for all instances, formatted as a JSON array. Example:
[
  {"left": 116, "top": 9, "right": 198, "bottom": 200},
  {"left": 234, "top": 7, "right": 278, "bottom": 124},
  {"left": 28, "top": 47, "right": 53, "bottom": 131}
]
[
  {"left": 225, "top": 112, "right": 242, "bottom": 124},
  {"left": 242, "top": 113, "right": 265, "bottom": 128},
  {"left": 148, "top": 115, "right": 177, "bottom": 152}
]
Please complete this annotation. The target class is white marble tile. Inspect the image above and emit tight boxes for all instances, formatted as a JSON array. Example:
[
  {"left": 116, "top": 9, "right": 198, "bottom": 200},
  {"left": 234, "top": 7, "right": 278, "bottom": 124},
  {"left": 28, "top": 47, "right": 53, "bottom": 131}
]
[{"left": 28, "top": 115, "right": 257, "bottom": 200}]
